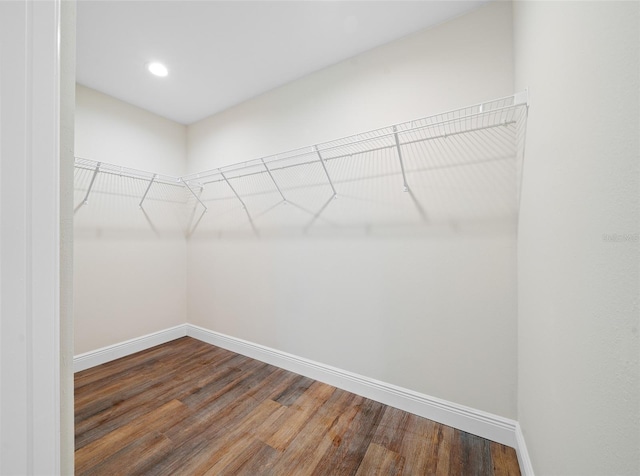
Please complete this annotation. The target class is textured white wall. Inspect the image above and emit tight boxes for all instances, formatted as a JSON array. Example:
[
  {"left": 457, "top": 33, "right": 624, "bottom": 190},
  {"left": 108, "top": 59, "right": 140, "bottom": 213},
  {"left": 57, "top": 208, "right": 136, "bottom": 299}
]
[
  {"left": 74, "top": 87, "right": 188, "bottom": 354},
  {"left": 187, "top": 1, "right": 519, "bottom": 418},
  {"left": 514, "top": 1, "right": 640, "bottom": 474}
]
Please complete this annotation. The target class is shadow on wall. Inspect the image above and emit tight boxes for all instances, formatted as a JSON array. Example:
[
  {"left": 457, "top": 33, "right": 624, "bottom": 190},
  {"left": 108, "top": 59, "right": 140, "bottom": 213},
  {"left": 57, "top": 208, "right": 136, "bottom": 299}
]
[
  {"left": 74, "top": 99, "right": 528, "bottom": 240},
  {"left": 74, "top": 164, "right": 190, "bottom": 240}
]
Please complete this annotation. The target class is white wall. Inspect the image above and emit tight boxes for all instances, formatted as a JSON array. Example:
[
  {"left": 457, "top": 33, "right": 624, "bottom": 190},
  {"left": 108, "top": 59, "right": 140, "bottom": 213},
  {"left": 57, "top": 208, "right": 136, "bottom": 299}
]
[
  {"left": 74, "top": 85, "right": 188, "bottom": 354},
  {"left": 514, "top": 1, "right": 640, "bottom": 474},
  {"left": 187, "top": 1, "right": 519, "bottom": 418},
  {"left": 76, "top": 84, "right": 187, "bottom": 175},
  {"left": 187, "top": 1, "right": 515, "bottom": 173}
]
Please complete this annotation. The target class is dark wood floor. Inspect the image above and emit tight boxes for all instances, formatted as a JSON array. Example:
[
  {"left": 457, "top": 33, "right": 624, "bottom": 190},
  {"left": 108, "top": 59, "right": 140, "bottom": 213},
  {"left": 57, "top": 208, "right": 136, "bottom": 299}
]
[{"left": 75, "top": 337, "right": 521, "bottom": 475}]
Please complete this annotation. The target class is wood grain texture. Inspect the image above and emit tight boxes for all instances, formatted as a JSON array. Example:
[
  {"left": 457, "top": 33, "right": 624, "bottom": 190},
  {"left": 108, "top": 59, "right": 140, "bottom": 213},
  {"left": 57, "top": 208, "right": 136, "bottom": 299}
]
[{"left": 75, "top": 337, "right": 521, "bottom": 475}]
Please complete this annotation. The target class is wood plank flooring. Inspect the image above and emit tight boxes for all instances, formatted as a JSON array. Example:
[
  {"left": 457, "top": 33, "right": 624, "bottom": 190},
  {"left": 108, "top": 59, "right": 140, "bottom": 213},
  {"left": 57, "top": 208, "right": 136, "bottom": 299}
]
[{"left": 75, "top": 337, "right": 521, "bottom": 475}]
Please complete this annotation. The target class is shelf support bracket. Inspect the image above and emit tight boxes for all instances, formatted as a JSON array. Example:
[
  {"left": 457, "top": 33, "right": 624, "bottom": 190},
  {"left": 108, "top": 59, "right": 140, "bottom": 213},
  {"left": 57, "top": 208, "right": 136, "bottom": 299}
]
[
  {"left": 82, "top": 161, "right": 101, "bottom": 205},
  {"left": 392, "top": 126, "right": 409, "bottom": 192},
  {"left": 302, "top": 145, "right": 337, "bottom": 232},
  {"left": 314, "top": 145, "right": 337, "bottom": 198},
  {"left": 185, "top": 184, "right": 205, "bottom": 236},
  {"left": 261, "top": 158, "right": 287, "bottom": 203},
  {"left": 220, "top": 171, "right": 259, "bottom": 236},
  {"left": 181, "top": 178, "right": 208, "bottom": 212},
  {"left": 393, "top": 127, "right": 428, "bottom": 222},
  {"left": 139, "top": 173, "right": 157, "bottom": 208}
]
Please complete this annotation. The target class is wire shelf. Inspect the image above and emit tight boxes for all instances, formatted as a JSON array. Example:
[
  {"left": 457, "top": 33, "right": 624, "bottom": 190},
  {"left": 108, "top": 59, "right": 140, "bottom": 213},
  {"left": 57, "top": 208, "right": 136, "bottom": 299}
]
[{"left": 74, "top": 91, "right": 528, "bottom": 237}]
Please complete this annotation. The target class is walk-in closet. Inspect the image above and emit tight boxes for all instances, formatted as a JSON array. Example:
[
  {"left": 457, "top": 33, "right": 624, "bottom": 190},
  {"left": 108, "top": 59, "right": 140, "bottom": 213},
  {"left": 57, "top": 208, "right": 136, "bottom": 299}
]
[
  {"left": 72, "top": 1, "right": 530, "bottom": 469},
  {"left": 1, "top": 0, "right": 637, "bottom": 474}
]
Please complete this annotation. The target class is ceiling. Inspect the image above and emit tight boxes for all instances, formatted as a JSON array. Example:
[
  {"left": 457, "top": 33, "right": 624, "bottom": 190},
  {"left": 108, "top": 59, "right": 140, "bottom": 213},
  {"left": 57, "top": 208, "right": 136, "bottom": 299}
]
[{"left": 76, "top": 1, "right": 489, "bottom": 125}]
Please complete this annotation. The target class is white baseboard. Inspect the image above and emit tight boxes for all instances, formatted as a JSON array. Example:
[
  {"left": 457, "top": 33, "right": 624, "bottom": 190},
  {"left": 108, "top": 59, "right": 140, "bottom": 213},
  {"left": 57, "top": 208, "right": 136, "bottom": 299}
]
[
  {"left": 515, "top": 423, "right": 535, "bottom": 476},
  {"left": 73, "top": 324, "right": 187, "bottom": 372},
  {"left": 186, "top": 324, "right": 519, "bottom": 449}
]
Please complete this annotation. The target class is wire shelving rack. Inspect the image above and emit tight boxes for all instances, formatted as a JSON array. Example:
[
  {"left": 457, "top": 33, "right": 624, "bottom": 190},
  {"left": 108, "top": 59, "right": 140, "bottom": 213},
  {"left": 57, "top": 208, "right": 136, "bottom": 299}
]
[{"left": 74, "top": 91, "right": 529, "bottom": 237}]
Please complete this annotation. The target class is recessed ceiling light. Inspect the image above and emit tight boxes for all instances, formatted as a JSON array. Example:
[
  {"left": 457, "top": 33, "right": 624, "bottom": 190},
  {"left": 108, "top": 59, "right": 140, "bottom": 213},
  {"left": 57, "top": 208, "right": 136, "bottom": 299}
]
[{"left": 147, "top": 62, "right": 168, "bottom": 77}]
